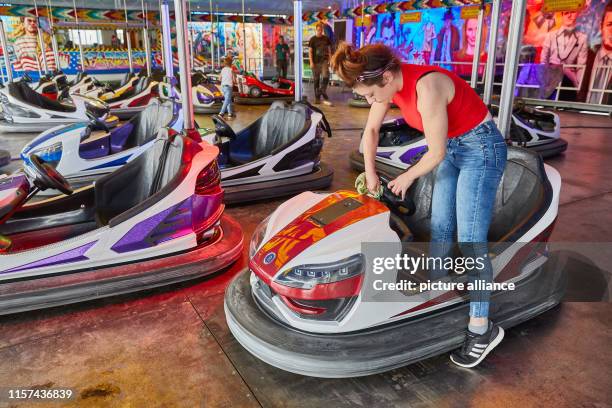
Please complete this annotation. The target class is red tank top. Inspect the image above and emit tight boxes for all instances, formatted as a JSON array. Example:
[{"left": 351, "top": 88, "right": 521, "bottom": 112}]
[{"left": 392, "top": 64, "right": 489, "bottom": 138}]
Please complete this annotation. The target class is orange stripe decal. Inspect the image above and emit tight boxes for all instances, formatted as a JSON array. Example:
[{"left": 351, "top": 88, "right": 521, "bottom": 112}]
[{"left": 252, "top": 191, "right": 388, "bottom": 279}]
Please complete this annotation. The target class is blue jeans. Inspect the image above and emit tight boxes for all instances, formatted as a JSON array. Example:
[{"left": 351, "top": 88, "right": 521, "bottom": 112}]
[
  {"left": 219, "top": 85, "right": 233, "bottom": 115},
  {"left": 430, "top": 120, "right": 507, "bottom": 318}
]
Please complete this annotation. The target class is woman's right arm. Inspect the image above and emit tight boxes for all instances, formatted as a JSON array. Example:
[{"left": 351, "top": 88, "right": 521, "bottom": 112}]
[{"left": 363, "top": 101, "right": 389, "bottom": 192}]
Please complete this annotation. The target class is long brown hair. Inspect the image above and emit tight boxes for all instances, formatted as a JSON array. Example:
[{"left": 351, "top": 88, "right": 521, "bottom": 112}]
[{"left": 331, "top": 42, "right": 400, "bottom": 87}]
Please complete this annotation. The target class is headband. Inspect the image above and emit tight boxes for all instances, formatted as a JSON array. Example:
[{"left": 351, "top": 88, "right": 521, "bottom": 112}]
[{"left": 356, "top": 62, "right": 395, "bottom": 82}]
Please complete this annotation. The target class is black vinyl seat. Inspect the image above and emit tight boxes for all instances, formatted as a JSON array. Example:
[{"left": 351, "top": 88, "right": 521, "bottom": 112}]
[
  {"left": 118, "top": 72, "right": 134, "bottom": 87},
  {"left": 254, "top": 101, "right": 311, "bottom": 156},
  {"left": 8, "top": 82, "right": 76, "bottom": 113},
  {"left": 399, "top": 146, "right": 552, "bottom": 243},
  {"left": 104, "top": 77, "right": 152, "bottom": 104},
  {"left": 228, "top": 101, "right": 312, "bottom": 165},
  {"left": 122, "top": 99, "right": 176, "bottom": 149},
  {"left": 94, "top": 129, "right": 185, "bottom": 226}
]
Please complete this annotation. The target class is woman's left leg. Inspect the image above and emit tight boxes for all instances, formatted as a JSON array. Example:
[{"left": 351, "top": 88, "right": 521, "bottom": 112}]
[{"left": 450, "top": 121, "right": 507, "bottom": 367}]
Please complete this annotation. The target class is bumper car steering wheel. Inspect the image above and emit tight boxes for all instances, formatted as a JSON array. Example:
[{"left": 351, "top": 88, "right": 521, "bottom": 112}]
[
  {"left": 28, "top": 155, "right": 73, "bottom": 195},
  {"left": 380, "top": 175, "right": 416, "bottom": 217},
  {"left": 211, "top": 114, "right": 237, "bottom": 144}
]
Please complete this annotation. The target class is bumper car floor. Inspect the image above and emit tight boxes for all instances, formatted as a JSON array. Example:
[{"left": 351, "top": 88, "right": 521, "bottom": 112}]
[{"left": 0, "top": 87, "right": 610, "bottom": 407}]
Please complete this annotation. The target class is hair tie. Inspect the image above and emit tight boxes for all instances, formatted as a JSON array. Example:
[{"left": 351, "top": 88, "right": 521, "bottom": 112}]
[{"left": 356, "top": 62, "right": 395, "bottom": 82}]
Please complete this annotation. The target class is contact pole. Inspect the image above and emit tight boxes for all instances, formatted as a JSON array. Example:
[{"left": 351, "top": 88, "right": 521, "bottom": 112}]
[
  {"left": 173, "top": 0, "right": 194, "bottom": 130},
  {"left": 0, "top": 19, "right": 13, "bottom": 82},
  {"left": 142, "top": 0, "right": 151, "bottom": 76},
  {"left": 497, "top": 0, "right": 527, "bottom": 138},
  {"left": 46, "top": 0, "right": 60, "bottom": 71},
  {"left": 293, "top": 0, "right": 302, "bottom": 101},
  {"left": 209, "top": 0, "right": 214, "bottom": 69},
  {"left": 216, "top": 5, "right": 220, "bottom": 63},
  {"left": 123, "top": 0, "right": 133, "bottom": 73},
  {"left": 483, "top": 0, "right": 501, "bottom": 106},
  {"left": 72, "top": 0, "right": 85, "bottom": 71},
  {"left": 359, "top": 0, "right": 365, "bottom": 47},
  {"left": 187, "top": 0, "right": 194, "bottom": 69},
  {"left": 32, "top": 0, "right": 47, "bottom": 75},
  {"left": 160, "top": 0, "right": 173, "bottom": 77},
  {"left": 241, "top": 0, "right": 247, "bottom": 71},
  {"left": 470, "top": 0, "right": 485, "bottom": 89}
]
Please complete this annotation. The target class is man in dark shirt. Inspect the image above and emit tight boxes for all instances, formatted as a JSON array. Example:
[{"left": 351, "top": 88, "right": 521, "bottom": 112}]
[
  {"left": 308, "top": 22, "right": 333, "bottom": 105},
  {"left": 275, "top": 35, "right": 290, "bottom": 79}
]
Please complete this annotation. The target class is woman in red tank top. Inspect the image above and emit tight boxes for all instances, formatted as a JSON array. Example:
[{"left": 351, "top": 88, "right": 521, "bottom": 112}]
[{"left": 331, "top": 43, "right": 507, "bottom": 368}]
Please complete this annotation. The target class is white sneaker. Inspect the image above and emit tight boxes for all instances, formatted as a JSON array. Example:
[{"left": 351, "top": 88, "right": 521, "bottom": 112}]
[{"left": 322, "top": 99, "right": 333, "bottom": 106}]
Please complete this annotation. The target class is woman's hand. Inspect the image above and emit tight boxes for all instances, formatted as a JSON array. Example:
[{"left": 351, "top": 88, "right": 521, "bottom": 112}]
[
  {"left": 388, "top": 172, "right": 415, "bottom": 200},
  {"left": 366, "top": 171, "right": 381, "bottom": 195}
]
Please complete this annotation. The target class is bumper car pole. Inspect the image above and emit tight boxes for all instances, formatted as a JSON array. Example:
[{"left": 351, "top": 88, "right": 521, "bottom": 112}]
[
  {"left": 123, "top": 0, "right": 134, "bottom": 74},
  {"left": 209, "top": 0, "right": 215, "bottom": 70},
  {"left": 160, "top": 0, "right": 174, "bottom": 79},
  {"left": 242, "top": 0, "right": 247, "bottom": 71},
  {"left": 141, "top": 0, "right": 152, "bottom": 77},
  {"left": 469, "top": 0, "right": 485, "bottom": 89},
  {"left": 293, "top": 0, "right": 303, "bottom": 102},
  {"left": 497, "top": 0, "right": 527, "bottom": 138},
  {"left": 33, "top": 0, "right": 49, "bottom": 75},
  {"left": 482, "top": 0, "right": 501, "bottom": 106},
  {"left": 46, "top": 0, "right": 61, "bottom": 69},
  {"left": 174, "top": 0, "right": 195, "bottom": 130},
  {"left": 0, "top": 19, "right": 12, "bottom": 82},
  {"left": 72, "top": 0, "right": 85, "bottom": 72}
]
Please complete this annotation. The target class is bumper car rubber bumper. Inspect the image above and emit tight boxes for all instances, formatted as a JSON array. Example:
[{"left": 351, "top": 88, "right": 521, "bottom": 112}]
[
  {"left": 194, "top": 102, "right": 223, "bottom": 114},
  {"left": 234, "top": 95, "right": 296, "bottom": 105},
  {"left": 511, "top": 138, "right": 568, "bottom": 159},
  {"left": 222, "top": 162, "right": 333, "bottom": 204},
  {"left": 0, "top": 214, "right": 243, "bottom": 315},
  {"left": 0, "top": 120, "right": 83, "bottom": 134},
  {"left": 225, "top": 253, "right": 567, "bottom": 378},
  {"left": 348, "top": 98, "right": 371, "bottom": 108}
]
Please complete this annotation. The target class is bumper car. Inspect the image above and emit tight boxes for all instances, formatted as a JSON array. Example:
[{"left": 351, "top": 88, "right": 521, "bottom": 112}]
[
  {"left": 225, "top": 146, "right": 565, "bottom": 377},
  {"left": 235, "top": 72, "right": 295, "bottom": 105},
  {"left": 491, "top": 103, "right": 567, "bottom": 159},
  {"left": 0, "top": 81, "right": 118, "bottom": 133},
  {"left": 164, "top": 72, "right": 223, "bottom": 114},
  {"left": 52, "top": 70, "right": 111, "bottom": 98},
  {"left": 200, "top": 101, "right": 333, "bottom": 204},
  {"left": 99, "top": 72, "right": 163, "bottom": 119},
  {"left": 349, "top": 107, "right": 565, "bottom": 175},
  {"left": 98, "top": 71, "right": 140, "bottom": 100},
  {"left": 20, "top": 98, "right": 183, "bottom": 195},
  {"left": 0, "top": 128, "right": 243, "bottom": 315}
]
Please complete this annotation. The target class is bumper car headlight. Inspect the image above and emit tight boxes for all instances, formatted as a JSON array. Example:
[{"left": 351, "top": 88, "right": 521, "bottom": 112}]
[
  {"left": 275, "top": 254, "right": 364, "bottom": 290},
  {"left": 29, "top": 142, "right": 62, "bottom": 167},
  {"left": 249, "top": 214, "right": 272, "bottom": 258}
]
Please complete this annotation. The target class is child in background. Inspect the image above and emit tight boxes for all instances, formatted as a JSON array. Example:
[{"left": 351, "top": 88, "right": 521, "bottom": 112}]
[{"left": 219, "top": 56, "right": 235, "bottom": 119}]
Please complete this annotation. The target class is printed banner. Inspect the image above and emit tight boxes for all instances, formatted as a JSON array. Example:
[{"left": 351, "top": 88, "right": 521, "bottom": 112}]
[
  {"left": 542, "top": 0, "right": 587, "bottom": 13},
  {"left": 400, "top": 12, "right": 422, "bottom": 24}
]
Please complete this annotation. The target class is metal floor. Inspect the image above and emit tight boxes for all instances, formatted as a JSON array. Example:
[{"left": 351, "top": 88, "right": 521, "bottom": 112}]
[{"left": 0, "top": 88, "right": 610, "bottom": 407}]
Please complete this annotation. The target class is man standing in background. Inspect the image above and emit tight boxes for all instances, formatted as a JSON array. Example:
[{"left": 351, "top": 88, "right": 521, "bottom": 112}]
[
  {"left": 308, "top": 22, "right": 333, "bottom": 106},
  {"left": 275, "top": 35, "right": 290, "bottom": 79}
]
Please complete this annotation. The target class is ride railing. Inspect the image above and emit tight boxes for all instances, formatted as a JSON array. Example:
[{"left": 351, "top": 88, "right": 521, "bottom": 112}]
[{"left": 431, "top": 59, "right": 611, "bottom": 112}]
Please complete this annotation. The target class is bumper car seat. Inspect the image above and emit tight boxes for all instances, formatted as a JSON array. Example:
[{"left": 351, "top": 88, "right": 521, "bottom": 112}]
[
  {"left": 94, "top": 130, "right": 184, "bottom": 226},
  {"left": 9, "top": 82, "right": 77, "bottom": 113}
]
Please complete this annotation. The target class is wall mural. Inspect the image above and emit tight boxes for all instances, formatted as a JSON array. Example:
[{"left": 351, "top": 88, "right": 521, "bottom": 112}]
[{"left": 353, "top": 0, "right": 611, "bottom": 103}]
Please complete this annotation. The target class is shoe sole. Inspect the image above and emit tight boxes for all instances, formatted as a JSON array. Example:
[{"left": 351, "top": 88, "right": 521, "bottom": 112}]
[{"left": 450, "top": 327, "right": 505, "bottom": 368}]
